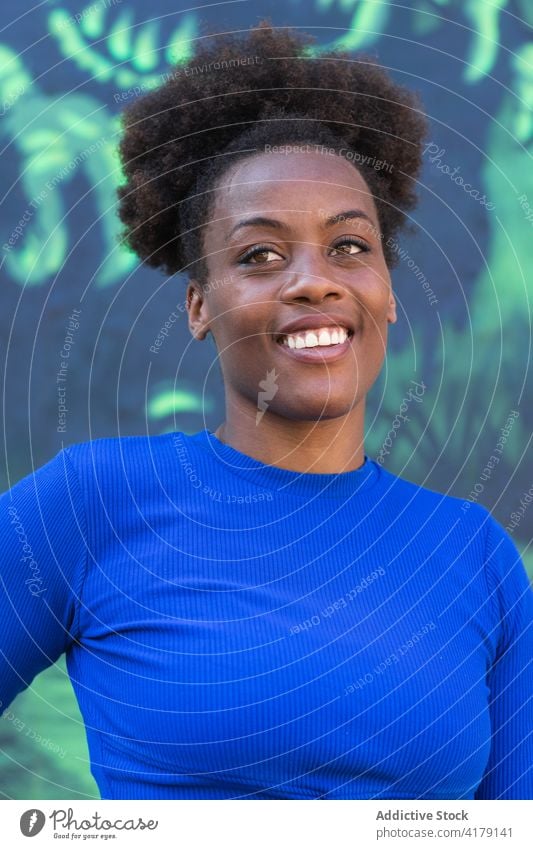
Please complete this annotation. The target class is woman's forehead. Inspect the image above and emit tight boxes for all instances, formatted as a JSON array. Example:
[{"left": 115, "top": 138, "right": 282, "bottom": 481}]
[{"left": 211, "top": 150, "right": 375, "bottom": 221}]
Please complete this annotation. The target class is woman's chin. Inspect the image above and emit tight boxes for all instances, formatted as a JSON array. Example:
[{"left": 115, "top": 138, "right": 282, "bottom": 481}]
[{"left": 260, "top": 397, "right": 362, "bottom": 424}]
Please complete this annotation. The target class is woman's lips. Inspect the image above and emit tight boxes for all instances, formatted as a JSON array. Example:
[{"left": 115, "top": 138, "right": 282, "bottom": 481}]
[{"left": 274, "top": 334, "right": 354, "bottom": 363}]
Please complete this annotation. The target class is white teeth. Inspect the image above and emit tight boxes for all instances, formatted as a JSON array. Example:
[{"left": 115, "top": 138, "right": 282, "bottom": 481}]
[{"left": 280, "top": 326, "right": 350, "bottom": 348}]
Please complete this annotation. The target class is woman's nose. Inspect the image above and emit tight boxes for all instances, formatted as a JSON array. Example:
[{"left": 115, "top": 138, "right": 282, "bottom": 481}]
[{"left": 279, "top": 249, "right": 344, "bottom": 302}]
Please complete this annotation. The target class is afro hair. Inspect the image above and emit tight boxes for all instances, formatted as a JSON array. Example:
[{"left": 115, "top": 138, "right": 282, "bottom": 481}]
[{"left": 117, "top": 19, "right": 429, "bottom": 283}]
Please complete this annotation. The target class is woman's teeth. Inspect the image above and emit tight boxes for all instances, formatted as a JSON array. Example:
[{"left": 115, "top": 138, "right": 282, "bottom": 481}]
[{"left": 280, "top": 326, "right": 349, "bottom": 349}]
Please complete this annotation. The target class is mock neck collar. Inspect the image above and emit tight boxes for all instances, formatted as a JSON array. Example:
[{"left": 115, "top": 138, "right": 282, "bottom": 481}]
[{"left": 188, "top": 428, "right": 381, "bottom": 500}]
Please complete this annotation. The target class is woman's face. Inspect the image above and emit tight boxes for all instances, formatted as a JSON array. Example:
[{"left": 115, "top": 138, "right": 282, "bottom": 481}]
[{"left": 186, "top": 149, "right": 396, "bottom": 422}]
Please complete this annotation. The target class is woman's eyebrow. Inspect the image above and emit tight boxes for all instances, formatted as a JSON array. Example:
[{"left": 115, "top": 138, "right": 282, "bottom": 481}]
[
  {"left": 228, "top": 216, "right": 284, "bottom": 238},
  {"left": 228, "top": 209, "right": 375, "bottom": 239},
  {"left": 323, "top": 209, "right": 376, "bottom": 227}
]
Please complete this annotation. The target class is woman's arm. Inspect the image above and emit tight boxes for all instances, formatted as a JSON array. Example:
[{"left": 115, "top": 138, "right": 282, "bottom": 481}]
[
  {"left": 0, "top": 448, "right": 88, "bottom": 711},
  {"left": 474, "top": 515, "right": 533, "bottom": 799}
]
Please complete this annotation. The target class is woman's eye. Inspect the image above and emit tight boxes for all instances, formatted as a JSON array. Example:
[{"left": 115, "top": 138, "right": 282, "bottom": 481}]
[
  {"left": 239, "top": 246, "right": 282, "bottom": 264},
  {"left": 329, "top": 238, "right": 368, "bottom": 257},
  {"left": 239, "top": 237, "right": 368, "bottom": 265}
]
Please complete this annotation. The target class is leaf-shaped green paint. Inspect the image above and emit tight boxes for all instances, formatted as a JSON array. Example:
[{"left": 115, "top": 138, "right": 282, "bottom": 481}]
[
  {"left": 463, "top": 0, "right": 508, "bottom": 83},
  {"left": 132, "top": 20, "right": 160, "bottom": 72},
  {"left": 303, "top": 0, "right": 391, "bottom": 54},
  {"left": 148, "top": 389, "right": 210, "bottom": 418},
  {"left": 166, "top": 14, "right": 197, "bottom": 65},
  {"left": 80, "top": 2, "right": 106, "bottom": 39},
  {"left": 107, "top": 9, "right": 134, "bottom": 62}
]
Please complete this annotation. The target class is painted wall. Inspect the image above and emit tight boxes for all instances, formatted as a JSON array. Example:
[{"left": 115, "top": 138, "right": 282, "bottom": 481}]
[{"left": 1, "top": 0, "right": 531, "bottom": 798}]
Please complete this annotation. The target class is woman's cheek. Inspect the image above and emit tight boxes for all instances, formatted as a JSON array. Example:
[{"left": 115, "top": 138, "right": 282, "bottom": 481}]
[{"left": 361, "top": 283, "right": 392, "bottom": 322}]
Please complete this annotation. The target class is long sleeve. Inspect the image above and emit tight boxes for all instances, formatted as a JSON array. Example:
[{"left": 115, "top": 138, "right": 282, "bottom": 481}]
[
  {"left": 474, "top": 513, "right": 533, "bottom": 799},
  {"left": 0, "top": 448, "right": 88, "bottom": 711},
  {"left": 3, "top": 429, "right": 532, "bottom": 799}
]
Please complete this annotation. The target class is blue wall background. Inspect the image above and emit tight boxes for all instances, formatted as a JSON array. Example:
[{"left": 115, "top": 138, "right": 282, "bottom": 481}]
[{"left": 1, "top": 0, "right": 532, "bottom": 798}]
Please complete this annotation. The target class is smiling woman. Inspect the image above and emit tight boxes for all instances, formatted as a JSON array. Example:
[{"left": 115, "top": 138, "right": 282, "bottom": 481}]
[
  {"left": 1, "top": 20, "right": 532, "bottom": 803},
  {"left": 184, "top": 149, "right": 396, "bottom": 444},
  {"left": 117, "top": 19, "right": 427, "bottom": 469}
]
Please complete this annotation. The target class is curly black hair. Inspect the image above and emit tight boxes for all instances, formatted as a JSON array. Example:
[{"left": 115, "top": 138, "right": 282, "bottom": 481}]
[{"left": 117, "top": 19, "right": 428, "bottom": 283}]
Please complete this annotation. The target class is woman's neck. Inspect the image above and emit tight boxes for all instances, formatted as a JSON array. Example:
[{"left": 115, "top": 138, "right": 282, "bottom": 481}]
[{"left": 213, "top": 402, "right": 366, "bottom": 474}]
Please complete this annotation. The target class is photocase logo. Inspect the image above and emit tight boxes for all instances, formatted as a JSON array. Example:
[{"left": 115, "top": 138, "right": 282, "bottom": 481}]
[
  {"left": 256, "top": 368, "right": 279, "bottom": 424},
  {"left": 20, "top": 809, "right": 46, "bottom": 836}
]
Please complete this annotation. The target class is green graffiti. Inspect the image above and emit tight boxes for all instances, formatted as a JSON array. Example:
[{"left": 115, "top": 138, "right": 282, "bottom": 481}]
[
  {"left": 0, "top": 44, "right": 31, "bottom": 110},
  {"left": 0, "top": 44, "right": 136, "bottom": 287},
  {"left": 147, "top": 385, "right": 213, "bottom": 419},
  {"left": 2, "top": 0, "right": 532, "bottom": 806},
  {"left": 1, "top": 4, "right": 198, "bottom": 289},
  {"left": 516, "top": 0, "right": 533, "bottom": 27},
  {"left": 304, "top": 0, "right": 391, "bottom": 54},
  {"left": 511, "top": 43, "right": 533, "bottom": 142},
  {"left": 303, "top": 0, "right": 510, "bottom": 81},
  {"left": 48, "top": 5, "right": 197, "bottom": 89},
  {"left": 463, "top": 0, "right": 508, "bottom": 83},
  {"left": 368, "top": 66, "right": 532, "bottom": 486},
  {"left": 470, "top": 89, "right": 533, "bottom": 328}
]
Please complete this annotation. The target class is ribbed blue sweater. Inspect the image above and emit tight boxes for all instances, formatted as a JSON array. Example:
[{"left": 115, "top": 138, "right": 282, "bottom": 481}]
[{"left": 1, "top": 429, "right": 532, "bottom": 800}]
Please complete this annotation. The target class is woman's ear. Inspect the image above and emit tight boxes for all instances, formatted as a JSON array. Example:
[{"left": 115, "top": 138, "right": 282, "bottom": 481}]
[
  {"left": 387, "top": 289, "right": 397, "bottom": 324},
  {"left": 186, "top": 279, "right": 210, "bottom": 340}
]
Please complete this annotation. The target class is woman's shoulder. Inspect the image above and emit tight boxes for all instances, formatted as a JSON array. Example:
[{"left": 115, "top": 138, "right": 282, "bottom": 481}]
[
  {"left": 375, "top": 462, "right": 492, "bottom": 525},
  {"left": 62, "top": 430, "right": 176, "bottom": 477},
  {"left": 59, "top": 431, "right": 195, "bottom": 514},
  {"left": 64, "top": 430, "right": 165, "bottom": 460},
  {"left": 375, "top": 464, "right": 527, "bottom": 570}
]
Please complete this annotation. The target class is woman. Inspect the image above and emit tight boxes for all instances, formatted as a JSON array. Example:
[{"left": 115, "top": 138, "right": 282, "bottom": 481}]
[{"left": 1, "top": 21, "right": 532, "bottom": 801}]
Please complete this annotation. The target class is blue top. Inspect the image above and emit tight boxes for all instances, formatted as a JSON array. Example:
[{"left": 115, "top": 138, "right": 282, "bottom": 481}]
[{"left": 1, "top": 429, "right": 532, "bottom": 800}]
